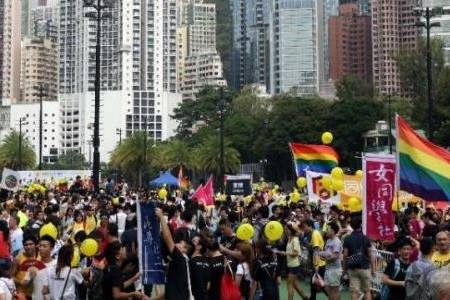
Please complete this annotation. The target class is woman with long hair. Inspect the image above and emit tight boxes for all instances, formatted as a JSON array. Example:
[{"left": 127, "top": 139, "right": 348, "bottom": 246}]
[
  {"left": 253, "top": 239, "right": 281, "bottom": 300},
  {"left": 43, "top": 244, "right": 84, "bottom": 300},
  {"left": 235, "top": 242, "right": 255, "bottom": 300},
  {"left": 207, "top": 239, "right": 225, "bottom": 300}
]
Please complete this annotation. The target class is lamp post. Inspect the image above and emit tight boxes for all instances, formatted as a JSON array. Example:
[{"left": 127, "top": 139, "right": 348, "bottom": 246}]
[
  {"left": 38, "top": 84, "right": 47, "bottom": 170},
  {"left": 415, "top": 6, "right": 441, "bottom": 141},
  {"left": 218, "top": 87, "right": 226, "bottom": 193},
  {"left": 18, "top": 117, "right": 28, "bottom": 170},
  {"left": 83, "top": 0, "right": 113, "bottom": 191}
]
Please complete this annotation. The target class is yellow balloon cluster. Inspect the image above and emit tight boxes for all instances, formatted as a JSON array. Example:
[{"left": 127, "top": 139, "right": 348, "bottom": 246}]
[
  {"left": 236, "top": 223, "right": 254, "bottom": 241},
  {"left": 289, "top": 189, "right": 301, "bottom": 203},
  {"left": 39, "top": 223, "right": 58, "bottom": 240},
  {"left": 80, "top": 238, "right": 99, "bottom": 257},
  {"left": 264, "top": 221, "right": 284, "bottom": 241},
  {"left": 296, "top": 177, "right": 307, "bottom": 188},
  {"left": 321, "top": 132, "right": 333, "bottom": 144},
  {"left": 27, "top": 183, "right": 46, "bottom": 194},
  {"left": 158, "top": 188, "right": 168, "bottom": 200}
]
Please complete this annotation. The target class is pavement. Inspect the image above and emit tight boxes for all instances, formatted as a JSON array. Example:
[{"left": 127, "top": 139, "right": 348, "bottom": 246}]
[{"left": 279, "top": 279, "right": 351, "bottom": 300}]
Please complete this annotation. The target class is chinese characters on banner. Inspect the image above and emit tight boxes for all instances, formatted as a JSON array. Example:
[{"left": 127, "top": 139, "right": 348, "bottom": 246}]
[{"left": 362, "top": 154, "right": 396, "bottom": 241}]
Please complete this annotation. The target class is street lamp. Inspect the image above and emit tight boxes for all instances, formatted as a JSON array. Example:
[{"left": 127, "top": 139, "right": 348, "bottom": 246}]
[
  {"left": 83, "top": 0, "right": 114, "bottom": 191},
  {"left": 18, "top": 117, "right": 28, "bottom": 170},
  {"left": 414, "top": 6, "right": 442, "bottom": 141}
]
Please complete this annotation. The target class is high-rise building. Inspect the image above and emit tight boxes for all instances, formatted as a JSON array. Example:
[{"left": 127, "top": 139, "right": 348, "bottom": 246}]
[
  {"left": 269, "top": 0, "right": 320, "bottom": 96},
  {"left": 178, "top": 0, "right": 226, "bottom": 101},
  {"left": 30, "top": 1, "right": 58, "bottom": 41},
  {"left": 422, "top": 0, "right": 450, "bottom": 65},
  {"left": 231, "top": 0, "right": 271, "bottom": 91},
  {"left": 329, "top": 3, "right": 372, "bottom": 83},
  {"left": 58, "top": 0, "right": 181, "bottom": 161},
  {"left": 371, "top": 0, "right": 420, "bottom": 94},
  {"left": 1, "top": 0, "right": 22, "bottom": 105},
  {"left": 20, "top": 38, "right": 58, "bottom": 103}
]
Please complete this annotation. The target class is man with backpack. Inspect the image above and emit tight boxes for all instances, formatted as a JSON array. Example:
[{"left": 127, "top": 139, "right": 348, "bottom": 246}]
[
  {"left": 405, "top": 237, "right": 436, "bottom": 300},
  {"left": 381, "top": 238, "right": 412, "bottom": 300}
]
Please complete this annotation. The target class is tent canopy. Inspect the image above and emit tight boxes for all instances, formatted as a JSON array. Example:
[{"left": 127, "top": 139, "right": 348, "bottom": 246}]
[{"left": 149, "top": 171, "right": 179, "bottom": 187}]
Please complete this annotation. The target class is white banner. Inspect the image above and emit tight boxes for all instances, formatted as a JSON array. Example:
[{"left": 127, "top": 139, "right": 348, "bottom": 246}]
[
  {"left": 17, "top": 170, "right": 92, "bottom": 185},
  {"left": 1, "top": 168, "right": 20, "bottom": 192},
  {"left": 306, "top": 171, "right": 340, "bottom": 206}
]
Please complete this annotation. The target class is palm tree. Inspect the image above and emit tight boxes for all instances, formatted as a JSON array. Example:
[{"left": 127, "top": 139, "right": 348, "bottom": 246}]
[
  {"left": 194, "top": 135, "right": 241, "bottom": 177},
  {"left": 0, "top": 131, "right": 36, "bottom": 170},
  {"left": 110, "top": 132, "right": 160, "bottom": 186},
  {"left": 159, "top": 139, "right": 193, "bottom": 169}
]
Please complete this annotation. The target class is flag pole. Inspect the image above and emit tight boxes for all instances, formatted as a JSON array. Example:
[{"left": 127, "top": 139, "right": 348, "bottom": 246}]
[{"left": 395, "top": 114, "right": 401, "bottom": 214}]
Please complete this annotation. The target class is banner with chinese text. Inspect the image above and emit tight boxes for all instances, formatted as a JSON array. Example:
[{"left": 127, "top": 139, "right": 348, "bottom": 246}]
[{"left": 362, "top": 154, "right": 396, "bottom": 241}]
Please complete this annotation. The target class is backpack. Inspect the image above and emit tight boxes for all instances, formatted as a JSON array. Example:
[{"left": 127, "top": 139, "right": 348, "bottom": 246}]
[
  {"left": 404, "top": 262, "right": 435, "bottom": 300},
  {"left": 379, "top": 259, "right": 401, "bottom": 300}
]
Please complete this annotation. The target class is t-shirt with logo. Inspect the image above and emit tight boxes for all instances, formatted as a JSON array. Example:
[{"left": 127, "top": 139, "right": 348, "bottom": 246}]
[{"left": 431, "top": 251, "right": 450, "bottom": 268}]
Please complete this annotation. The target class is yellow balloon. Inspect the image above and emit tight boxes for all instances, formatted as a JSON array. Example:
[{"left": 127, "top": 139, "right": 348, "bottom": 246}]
[
  {"left": 71, "top": 245, "right": 80, "bottom": 267},
  {"left": 80, "top": 238, "right": 99, "bottom": 257},
  {"left": 158, "top": 188, "right": 168, "bottom": 200},
  {"left": 296, "top": 177, "right": 307, "bottom": 188},
  {"left": 264, "top": 221, "right": 284, "bottom": 241},
  {"left": 39, "top": 223, "right": 58, "bottom": 240},
  {"left": 236, "top": 223, "right": 254, "bottom": 241},
  {"left": 112, "top": 197, "right": 119, "bottom": 206},
  {"left": 321, "top": 132, "right": 333, "bottom": 144},
  {"left": 348, "top": 197, "right": 361, "bottom": 212},
  {"left": 290, "top": 192, "right": 301, "bottom": 203},
  {"left": 322, "top": 176, "right": 332, "bottom": 189},
  {"left": 331, "top": 167, "right": 344, "bottom": 180},
  {"left": 332, "top": 179, "right": 344, "bottom": 191},
  {"left": 355, "top": 170, "right": 363, "bottom": 179}
]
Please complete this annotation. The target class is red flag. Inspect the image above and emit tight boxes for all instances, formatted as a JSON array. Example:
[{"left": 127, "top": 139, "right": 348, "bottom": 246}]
[
  {"left": 192, "top": 176, "right": 215, "bottom": 206},
  {"left": 202, "top": 176, "right": 214, "bottom": 206}
]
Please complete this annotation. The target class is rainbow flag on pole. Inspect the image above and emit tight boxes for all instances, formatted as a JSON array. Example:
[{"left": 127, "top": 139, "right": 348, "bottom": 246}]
[
  {"left": 396, "top": 115, "right": 450, "bottom": 201},
  {"left": 289, "top": 143, "right": 339, "bottom": 177}
]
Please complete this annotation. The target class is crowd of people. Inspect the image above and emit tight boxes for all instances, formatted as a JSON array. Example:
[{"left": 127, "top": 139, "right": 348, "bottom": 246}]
[{"left": 0, "top": 176, "right": 449, "bottom": 300}]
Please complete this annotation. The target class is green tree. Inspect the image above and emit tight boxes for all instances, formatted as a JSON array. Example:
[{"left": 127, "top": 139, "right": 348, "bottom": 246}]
[
  {"left": 51, "top": 150, "right": 89, "bottom": 170},
  {"left": 255, "top": 95, "right": 331, "bottom": 181},
  {"left": 110, "top": 132, "right": 161, "bottom": 186},
  {"left": 0, "top": 131, "right": 36, "bottom": 170},
  {"left": 397, "top": 38, "right": 449, "bottom": 146},
  {"left": 193, "top": 135, "right": 241, "bottom": 177},
  {"left": 159, "top": 139, "right": 193, "bottom": 169},
  {"left": 335, "top": 74, "right": 374, "bottom": 101}
]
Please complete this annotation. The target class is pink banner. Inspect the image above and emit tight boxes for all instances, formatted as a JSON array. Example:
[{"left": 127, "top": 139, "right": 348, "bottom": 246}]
[{"left": 363, "top": 154, "right": 396, "bottom": 241}]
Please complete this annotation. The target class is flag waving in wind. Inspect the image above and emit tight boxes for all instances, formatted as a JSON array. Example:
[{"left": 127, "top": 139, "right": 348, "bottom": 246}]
[
  {"left": 289, "top": 143, "right": 339, "bottom": 177},
  {"left": 191, "top": 176, "right": 215, "bottom": 205},
  {"left": 396, "top": 115, "right": 450, "bottom": 201}
]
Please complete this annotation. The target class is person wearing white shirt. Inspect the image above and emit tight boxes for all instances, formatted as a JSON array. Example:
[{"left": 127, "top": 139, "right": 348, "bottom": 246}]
[
  {"left": 44, "top": 245, "right": 84, "bottom": 300},
  {"left": 0, "top": 260, "right": 16, "bottom": 300},
  {"left": 30, "top": 236, "right": 56, "bottom": 300},
  {"left": 109, "top": 208, "right": 127, "bottom": 238},
  {"left": 9, "top": 216, "right": 23, "bottom": 256}
]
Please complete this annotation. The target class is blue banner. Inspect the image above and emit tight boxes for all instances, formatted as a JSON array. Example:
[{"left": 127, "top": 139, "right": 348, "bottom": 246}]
[{"left": 137, "top": 201, "right": 165, "bottom": 284}]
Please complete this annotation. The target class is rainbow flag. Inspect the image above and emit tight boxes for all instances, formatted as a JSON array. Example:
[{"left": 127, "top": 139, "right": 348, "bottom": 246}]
[
  {"left": 289, "top": 143, "right": 339, "bottom": 177},
  {"left": 396, "top": 115, "right": 450, "bottom": 201}
]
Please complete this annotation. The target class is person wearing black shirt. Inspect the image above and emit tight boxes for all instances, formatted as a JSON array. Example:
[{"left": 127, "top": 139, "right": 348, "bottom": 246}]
[
  {"left": 254, "top": 240, "right": 281, "bottom": 300},
  {"left": 102, "top": 241, "right": 145, "bottom": 299},
  {"left": 207, "top": 240, "right": 226, "bottom": 300},
  {"left": 382, "top": 238, "right": 413, "bottom": 300},
  {"left": 190, "top": 235, "right": 210, "bottom": 300},
  {"left": 155, "top": 207, "right": 193, "bottom": 300}
]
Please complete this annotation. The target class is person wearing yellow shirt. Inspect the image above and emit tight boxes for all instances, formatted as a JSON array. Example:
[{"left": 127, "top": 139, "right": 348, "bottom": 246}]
[
  {"left": 12, "top": 234, "right": 38, "bottom": 298},
  {"left": 84, "top": 206, "right": 97, "bottom": 235},
  {"left": 431, "top": 231, "right": 450, "bottom": 268},
  {"left": 301, "top": 219, "right": 326, "bottom": 300},
  {"left": 277, "top": 224, "right": 309, "bottom": 300}
]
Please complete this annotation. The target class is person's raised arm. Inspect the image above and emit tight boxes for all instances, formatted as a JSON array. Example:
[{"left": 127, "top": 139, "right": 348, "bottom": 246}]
[{"left": 155, "top": 208, "right": 175, "bottom": 253}]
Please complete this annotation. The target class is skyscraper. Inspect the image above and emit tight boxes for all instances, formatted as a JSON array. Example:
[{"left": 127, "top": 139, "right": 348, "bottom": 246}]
[
  {"left": 58, "top": 0, "right": 181, "bottom": 161},
  {"left": 1, "top": 0, "right": 22, "bottom": 105},
  {"left": 269, "top": 0, "right": 320, "bottom": 96},
  {"left": 329, "top": 3, "right": 372, "bottom": 83},
  {"left": 371, "top": 0, "right": 420, "bottom": 94}
]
